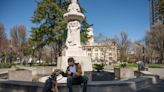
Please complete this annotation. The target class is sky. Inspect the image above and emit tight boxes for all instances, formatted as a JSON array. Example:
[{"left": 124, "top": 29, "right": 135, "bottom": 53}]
[{"left": 0, "top": 0, "right": 150, "bottom": 41}]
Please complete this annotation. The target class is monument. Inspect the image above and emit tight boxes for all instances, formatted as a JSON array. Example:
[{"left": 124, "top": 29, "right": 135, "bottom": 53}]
[{"left": 57, "top": 0, "right": 92, "bottom": 73}]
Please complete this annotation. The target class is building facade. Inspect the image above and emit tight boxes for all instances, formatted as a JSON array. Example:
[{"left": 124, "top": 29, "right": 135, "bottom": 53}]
[
  {"left": 149, "top": 0, "right": 163, "bottom": 27},
  {"left": 82, "top": 27, "right": 117, "bottom": 65},
  {"left": 83, "top": 42, "right": 117, "bottom": 65}
]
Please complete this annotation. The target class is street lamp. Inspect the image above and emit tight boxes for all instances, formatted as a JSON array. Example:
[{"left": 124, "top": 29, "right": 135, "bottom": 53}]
[
  {"left": 31, "top": 46, "right": 35, "bottom": 66},
  {"left": 142, "top": 46, "right": 145, "bottom": 64},
  {"left": 32, "top": 46, "right": 35, "bottom": 57}
]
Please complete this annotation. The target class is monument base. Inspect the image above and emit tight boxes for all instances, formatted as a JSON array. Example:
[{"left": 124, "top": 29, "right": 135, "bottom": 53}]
[
  {"left": 57, "top": 56, "right": 93, "bottom": 73},
  {"left": 62, "top": 47, "right": 87, "bottom": 56}
]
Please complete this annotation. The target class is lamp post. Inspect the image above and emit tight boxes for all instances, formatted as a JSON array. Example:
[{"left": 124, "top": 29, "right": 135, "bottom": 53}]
[
  {"left": 142, "top": 46, "right": 145, "bottom": 64},
  {"left": 32, "top": 46, "right": 35, "bottom": 57},
  {"left": 136, "top": 43, "right": 145, "bottom": 64},
  {"left": 9, "top": 45, "right": 13, "bottom": 64},
  {"left": 31, "top": 46, "right": 35, "bottom": 66}
]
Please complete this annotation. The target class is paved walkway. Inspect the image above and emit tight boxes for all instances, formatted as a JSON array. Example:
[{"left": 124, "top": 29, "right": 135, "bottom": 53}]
[
  {"left": 137, "top": 79, "right": 164, "bottom": 92},
  {"left": 0, "top": 68, "right": 15, "bottom": 74},
  {"left": 148, "top": 68, "right": 164, "bottom": 79}
]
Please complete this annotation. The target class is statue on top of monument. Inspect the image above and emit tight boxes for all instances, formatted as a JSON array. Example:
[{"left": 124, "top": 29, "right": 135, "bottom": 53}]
[
  {"left": 68, "top": 0, "right": 80, "bottom": 12},
  {"left": 71, "top": 0, "right": 77, "bottom": 3},
  {"left": 65, "top": 0, "right": 83, "bottom": 48}
]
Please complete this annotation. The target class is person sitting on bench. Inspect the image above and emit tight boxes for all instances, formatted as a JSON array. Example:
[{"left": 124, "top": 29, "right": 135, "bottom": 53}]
[{"left": 66, "top": 57, "right": 88, "bottom": 92}]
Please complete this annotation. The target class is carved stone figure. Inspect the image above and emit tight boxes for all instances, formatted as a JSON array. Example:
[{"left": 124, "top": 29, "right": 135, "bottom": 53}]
[{"left": 66, "top": 21, "right": 81, "bottom": 47}]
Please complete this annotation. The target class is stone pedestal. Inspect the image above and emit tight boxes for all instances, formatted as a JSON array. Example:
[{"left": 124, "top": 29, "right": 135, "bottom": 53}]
[
  {"left": 8, "top": 70, "right": 32, "bottom": 81},
  {"left": 63, "top": 47, "right": 87, "bottom": 56},
  {"left": 114, "top": 68, "right": 135, "bottom": 79},
  {"left": 57, "top": 56, "right": 92, "bottom": 73}
]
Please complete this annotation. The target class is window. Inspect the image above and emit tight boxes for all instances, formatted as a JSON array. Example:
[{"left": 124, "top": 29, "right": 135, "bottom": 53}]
[
  {"left": 100, "top": 48, "right": 104, "bottom": 51},
  {"left": 109, "top": 57, "right": 112, "bottom": 60},
  {"left": 109, "top": 53, "right": 112, "bottom": 56},
  {"left": 87, "top": 48, "right": 92, "bottom": 51}
]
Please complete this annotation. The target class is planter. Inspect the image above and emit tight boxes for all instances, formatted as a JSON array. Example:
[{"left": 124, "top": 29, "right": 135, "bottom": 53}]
[
  {"left": 85, "top": 71, "right": 115, "bottom": 81},
  {"left": 114, "top": 68, "right": 135, "bottom": 79},
  {"left": 8, "top": 70, "right": 32, "bottom": 81}
]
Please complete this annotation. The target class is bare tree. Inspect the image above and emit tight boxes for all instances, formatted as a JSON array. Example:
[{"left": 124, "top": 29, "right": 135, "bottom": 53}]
[
  {"left": 102, "top": 38, "right": 110, "bottom": 64},
  {"left": 116, "top": 32, "right": 130, "bottom": 62},
  {"left": 145, "top": 20, "right": 164, "bottom": 63},
  {"left": 144, "top": 43, "right": 156, "bottom": 64},
  {"left": 94, "top": 33, "right": 107, "bottom": 44},
  {"left": 102, "top": 38, "right": 117, "bottom": 63},
  {"left": 10, "top": 25, "right": 27, "bottom": 62},
  {"left": 0, "top": 23, "right": 8, "bottom": 63},
  {"left": 10, "top": 25, "right": 27, "bottom": 47},
  {"left": 133, "top": 41, "right": 144, "bottom": 62},
  {"left": 0, "top": 23, "right": 6, "bottom": 52}
]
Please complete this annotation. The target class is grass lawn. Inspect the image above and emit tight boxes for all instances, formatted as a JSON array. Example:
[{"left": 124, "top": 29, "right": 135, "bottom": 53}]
[
  {"left": 0, "top": 63, "right": 12, "bottom": 68},
  {"left": 148, "top": 64, "right": 164, "bottom": 68},
  {"left": 112, "top": 63, "right": 164, "bottom": 68},
  {"left": 112, "top": 63, "right": 137, "bottom": 68}
]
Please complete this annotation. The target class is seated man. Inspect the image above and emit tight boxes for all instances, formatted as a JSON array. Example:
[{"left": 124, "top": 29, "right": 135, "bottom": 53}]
[{"left": 66, "top": 57, "right": 88, "bottom": 92}]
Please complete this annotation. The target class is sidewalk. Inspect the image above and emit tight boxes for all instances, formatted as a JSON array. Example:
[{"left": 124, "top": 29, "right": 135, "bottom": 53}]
[{"left": 0, "top": 68, "right": 15, "bottom": 74}]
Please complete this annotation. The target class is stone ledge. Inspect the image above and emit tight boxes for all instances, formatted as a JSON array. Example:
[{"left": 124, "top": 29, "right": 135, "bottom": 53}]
[
  {"left": 134, "top": 71, "right": 160, "bottom": 84},
  {"left": 0, "top": 73, "right": 8, "bottom": 79},
  {"left": 0, "top": 76, "right": 158, "bottom": 92}
]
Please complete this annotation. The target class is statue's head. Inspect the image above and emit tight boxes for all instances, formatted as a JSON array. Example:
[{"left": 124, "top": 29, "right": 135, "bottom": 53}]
[{"left": 68, "top": 3, "right": 80, "bottom": 12}]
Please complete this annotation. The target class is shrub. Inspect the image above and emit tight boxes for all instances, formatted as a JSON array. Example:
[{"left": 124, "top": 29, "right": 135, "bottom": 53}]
[
  {"left": 0, "top": 63, "right": 12, "bottom": 68},
  {"left": 120, "top": 63, "right": 127, "bottom": 68},
  {"left": 93, "top": 64, "right": 104, "bottom": 72},
  {"left": 15, "top": 67, "right": 26, "bottom": 71}
]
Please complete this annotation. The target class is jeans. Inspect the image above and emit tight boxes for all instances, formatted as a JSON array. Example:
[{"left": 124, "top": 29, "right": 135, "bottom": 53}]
[{"left": 67, "top": 76, "right": 88, "bottom": 92}]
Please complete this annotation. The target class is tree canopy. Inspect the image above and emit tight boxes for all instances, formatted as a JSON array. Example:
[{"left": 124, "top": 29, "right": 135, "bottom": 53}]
[{"left": 30, "top": 0, "right": 90, "bottom": 57}]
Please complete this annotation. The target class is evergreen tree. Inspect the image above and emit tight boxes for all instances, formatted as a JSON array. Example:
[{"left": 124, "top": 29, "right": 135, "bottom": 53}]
[{"left": 30, "top": 0, "right": 90, "bottom": 58}]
